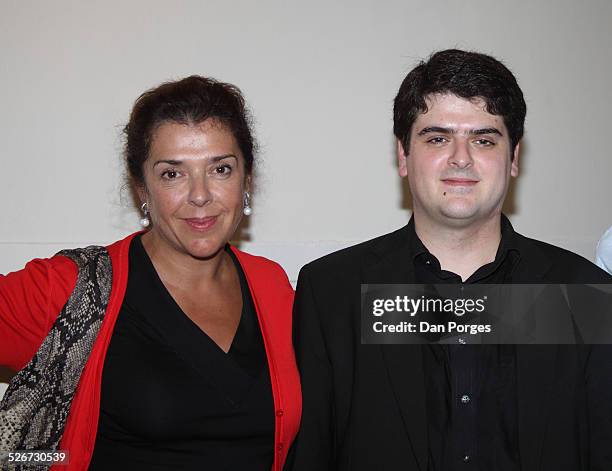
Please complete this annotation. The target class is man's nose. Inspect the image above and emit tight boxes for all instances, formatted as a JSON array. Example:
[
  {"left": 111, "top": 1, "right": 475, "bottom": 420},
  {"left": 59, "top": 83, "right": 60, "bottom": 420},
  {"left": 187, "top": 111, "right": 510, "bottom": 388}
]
[{"left": 447, "top": 140, "right": 474, "bottom": 169}]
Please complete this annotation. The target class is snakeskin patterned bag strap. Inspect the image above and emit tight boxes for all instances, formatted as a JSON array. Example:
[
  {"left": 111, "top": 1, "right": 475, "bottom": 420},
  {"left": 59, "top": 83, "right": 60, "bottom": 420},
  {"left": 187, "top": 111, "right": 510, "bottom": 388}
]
[{"left": 0, "top": 245, "right": 112, "bottom": 467}]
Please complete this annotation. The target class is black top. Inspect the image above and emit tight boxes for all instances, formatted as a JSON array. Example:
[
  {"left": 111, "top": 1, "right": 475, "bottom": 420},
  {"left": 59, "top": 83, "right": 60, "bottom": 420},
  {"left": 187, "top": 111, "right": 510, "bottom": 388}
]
[
  {"left": 89, "top": 236, "right": 274, "bottom": 470},
  {"left": 406, "top": 216, "right": 521, "bottom": 470}
]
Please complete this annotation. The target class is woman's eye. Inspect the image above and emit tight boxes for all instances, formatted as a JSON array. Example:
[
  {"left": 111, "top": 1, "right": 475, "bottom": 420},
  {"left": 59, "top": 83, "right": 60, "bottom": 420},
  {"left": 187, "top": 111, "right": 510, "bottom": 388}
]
[
  {"left": 215, "top": 164, "right": 232, "bottom": 176},
  {"left": 161, "top": 169, "right": 179, "bottom": 179}
]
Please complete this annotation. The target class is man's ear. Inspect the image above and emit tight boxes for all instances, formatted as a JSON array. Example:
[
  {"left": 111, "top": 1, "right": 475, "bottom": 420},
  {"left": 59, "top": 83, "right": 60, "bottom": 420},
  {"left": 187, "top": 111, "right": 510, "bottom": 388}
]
[
  {"left": 397, "top": 139, "right": 408, "bottom": 177},
  {"left": 511, "top": 142, "right": 520, "bottom": 178}
]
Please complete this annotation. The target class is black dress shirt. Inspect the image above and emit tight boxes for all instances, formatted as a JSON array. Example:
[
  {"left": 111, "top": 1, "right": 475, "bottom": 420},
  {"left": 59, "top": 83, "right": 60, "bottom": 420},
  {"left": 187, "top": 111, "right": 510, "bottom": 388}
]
[
  {"left": 89, "top": 236, "right": 274, "bottom": 470},
  {"left": 406, "top": 216, "right": 522, "bottom": 471}
]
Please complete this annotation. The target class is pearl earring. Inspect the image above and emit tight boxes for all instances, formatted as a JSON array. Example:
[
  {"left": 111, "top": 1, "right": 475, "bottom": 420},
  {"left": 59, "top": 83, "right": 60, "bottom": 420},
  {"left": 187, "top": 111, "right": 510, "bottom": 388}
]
[
  {"left": 243, "top": 192, "right": 252, "bottom": 216},
  {"left": 139, "top": 202, "right": 150, "bottom": 227}
]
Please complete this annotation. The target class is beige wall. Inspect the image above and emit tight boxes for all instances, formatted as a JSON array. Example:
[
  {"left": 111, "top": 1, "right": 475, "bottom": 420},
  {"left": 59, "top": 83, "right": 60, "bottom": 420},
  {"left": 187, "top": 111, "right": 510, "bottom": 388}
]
[{"left": 1, "top": 0, "right": 611, "bottom": 285}]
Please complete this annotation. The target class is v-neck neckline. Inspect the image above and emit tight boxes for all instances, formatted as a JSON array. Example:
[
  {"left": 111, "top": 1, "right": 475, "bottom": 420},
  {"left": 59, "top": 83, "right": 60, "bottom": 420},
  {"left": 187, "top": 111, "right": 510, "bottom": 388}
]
[{"left": 126, "top": 235, "right": 266, "bottom": 406}]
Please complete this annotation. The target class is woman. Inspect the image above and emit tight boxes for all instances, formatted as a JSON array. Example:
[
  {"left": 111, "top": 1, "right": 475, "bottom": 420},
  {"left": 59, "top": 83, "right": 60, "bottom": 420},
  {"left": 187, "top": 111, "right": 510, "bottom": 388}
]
[{"left": 0, "top": 76, "right": 301, "bottom": 470}]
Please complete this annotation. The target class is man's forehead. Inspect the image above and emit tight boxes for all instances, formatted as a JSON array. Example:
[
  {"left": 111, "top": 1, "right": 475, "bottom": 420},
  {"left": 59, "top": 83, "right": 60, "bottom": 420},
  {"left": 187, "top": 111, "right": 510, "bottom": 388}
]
[{"left": 414, "top": 93, "right": 505, "bottom": 128}]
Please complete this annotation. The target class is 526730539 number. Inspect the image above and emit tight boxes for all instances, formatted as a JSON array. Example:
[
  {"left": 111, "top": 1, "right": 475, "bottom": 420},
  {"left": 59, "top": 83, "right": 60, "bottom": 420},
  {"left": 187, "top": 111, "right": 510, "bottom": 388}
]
[{"left": 1, "top": 450, "right": 69, "bottom": 466}]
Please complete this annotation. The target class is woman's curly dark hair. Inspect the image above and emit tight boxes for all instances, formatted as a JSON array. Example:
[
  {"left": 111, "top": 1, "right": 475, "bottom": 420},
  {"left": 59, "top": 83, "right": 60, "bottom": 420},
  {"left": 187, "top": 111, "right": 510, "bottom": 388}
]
[{"left": 124, "top": 75, "right": 256, "bottom": 186}]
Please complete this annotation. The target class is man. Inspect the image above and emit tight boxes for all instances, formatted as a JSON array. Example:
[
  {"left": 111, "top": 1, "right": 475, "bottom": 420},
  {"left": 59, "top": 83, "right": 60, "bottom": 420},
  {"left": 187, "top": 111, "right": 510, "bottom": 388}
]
[
  {"left": 288, "top": 50, "right": 612, "bottom": 471},
  {"left": 596, "top": 224, "right": 612, "bottom": 274}
]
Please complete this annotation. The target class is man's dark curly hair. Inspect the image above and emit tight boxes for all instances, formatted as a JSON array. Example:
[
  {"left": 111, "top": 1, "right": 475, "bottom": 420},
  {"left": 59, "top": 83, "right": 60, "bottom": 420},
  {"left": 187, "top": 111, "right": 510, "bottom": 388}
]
[{"left": 393, "top": 49, "right": 526, "bottom": 155}]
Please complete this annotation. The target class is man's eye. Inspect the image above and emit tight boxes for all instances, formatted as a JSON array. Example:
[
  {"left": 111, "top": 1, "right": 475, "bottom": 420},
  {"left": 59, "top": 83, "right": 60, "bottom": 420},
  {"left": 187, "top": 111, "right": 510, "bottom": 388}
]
[
  {"left": 161, "top": 169, "right": 179, "bottom": 179},
  {"left": 475, "top": 138, "right": 495, "bottom": 146},
  {"left": 427, "top": 136, "right": 448, "bottom": 144}
]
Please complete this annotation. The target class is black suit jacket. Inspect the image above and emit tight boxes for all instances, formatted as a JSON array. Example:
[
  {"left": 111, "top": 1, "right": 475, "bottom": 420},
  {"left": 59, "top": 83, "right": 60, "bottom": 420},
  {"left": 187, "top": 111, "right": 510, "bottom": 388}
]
[{"left": 288, "top": 222, "right": 612, "bottom": 471}]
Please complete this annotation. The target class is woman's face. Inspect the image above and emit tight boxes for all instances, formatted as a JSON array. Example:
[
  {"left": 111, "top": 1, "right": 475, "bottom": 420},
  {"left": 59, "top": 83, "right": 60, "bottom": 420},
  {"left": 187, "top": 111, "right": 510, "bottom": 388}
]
[{"left": 139, "top": 119, "right": 249, "bottom": 260}]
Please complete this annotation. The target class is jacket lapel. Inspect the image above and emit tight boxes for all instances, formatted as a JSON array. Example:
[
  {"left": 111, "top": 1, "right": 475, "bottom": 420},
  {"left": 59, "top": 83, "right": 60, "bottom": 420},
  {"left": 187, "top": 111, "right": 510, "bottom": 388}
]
[
  {"left": 512, "top": 237, "right": 557, "bottom": 470},
  {"left": 362, "top": 229, "right": 428, "bottom": 471}
]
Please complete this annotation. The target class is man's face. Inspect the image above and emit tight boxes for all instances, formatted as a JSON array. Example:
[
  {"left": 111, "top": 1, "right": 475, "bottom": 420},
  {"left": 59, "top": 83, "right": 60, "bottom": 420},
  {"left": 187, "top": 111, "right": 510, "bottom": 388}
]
[{"left": 398, "top": 93, "right": 519, "bottom": 229}]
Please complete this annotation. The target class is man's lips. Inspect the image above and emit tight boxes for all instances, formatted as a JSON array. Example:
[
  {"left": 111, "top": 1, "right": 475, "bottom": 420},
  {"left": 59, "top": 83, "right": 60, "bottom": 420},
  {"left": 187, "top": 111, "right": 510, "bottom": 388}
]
[
  {"left": 184, "top": 216, "right": 218, "bottom": 230},
  {"left": 442, "top": 178, "right": 479, "bottom": 186}
]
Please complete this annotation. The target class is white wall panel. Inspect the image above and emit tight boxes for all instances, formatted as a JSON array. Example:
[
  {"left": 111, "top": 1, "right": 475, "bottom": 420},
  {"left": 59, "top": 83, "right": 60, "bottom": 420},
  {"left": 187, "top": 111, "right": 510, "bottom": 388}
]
[{"left": 1, "top": 0, "right": 611, "bottom": 277}]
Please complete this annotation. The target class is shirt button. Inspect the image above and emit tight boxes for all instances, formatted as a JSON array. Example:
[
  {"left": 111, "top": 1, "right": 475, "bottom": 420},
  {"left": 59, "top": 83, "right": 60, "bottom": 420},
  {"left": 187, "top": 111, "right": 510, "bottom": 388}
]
[
  {"left": 463, "top": 455, "right": 470, "bottom": 463},
  {"left": 425, "top": 260, "right": 431, "bottom": 265},
  {"left": 458, "top": 337, "right": 466, "bottom": 344},
  {"left": 461, "top": 394, "right": 471, "bottom": 404},
  {"left": 277, "top": 443, "right": 284, "bottom": 451},
  {"left": 276, "top": 409, "right": 284, "bottom": 417}
]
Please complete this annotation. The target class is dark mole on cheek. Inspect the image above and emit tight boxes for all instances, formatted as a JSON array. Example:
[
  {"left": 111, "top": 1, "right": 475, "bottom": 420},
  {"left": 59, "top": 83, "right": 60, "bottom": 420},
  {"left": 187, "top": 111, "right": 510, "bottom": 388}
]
[{"left": 443, "top": 192, "right": 447, "bottom": 196}]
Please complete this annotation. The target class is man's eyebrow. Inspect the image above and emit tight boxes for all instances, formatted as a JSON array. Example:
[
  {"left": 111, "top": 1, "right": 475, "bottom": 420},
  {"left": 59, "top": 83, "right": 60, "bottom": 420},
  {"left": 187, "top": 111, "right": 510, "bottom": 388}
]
[
  {"left": 152, "top": 154, "right": 237, "bottom": 167},
  {"left": 416, "top": 126, "right": 504, "bottom": 137},
  {"left": 417, "top": 126, "right": 455, "bottom": 136},
  {"left": 468, "top": 128, "right": 503, "bottom": 136}
]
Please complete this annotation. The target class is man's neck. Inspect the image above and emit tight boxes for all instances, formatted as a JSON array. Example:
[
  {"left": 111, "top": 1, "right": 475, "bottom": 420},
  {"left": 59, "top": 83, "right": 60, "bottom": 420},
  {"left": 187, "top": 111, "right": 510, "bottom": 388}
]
[{"left": 414, "top": 215, "right": 502, "bottom": 282}]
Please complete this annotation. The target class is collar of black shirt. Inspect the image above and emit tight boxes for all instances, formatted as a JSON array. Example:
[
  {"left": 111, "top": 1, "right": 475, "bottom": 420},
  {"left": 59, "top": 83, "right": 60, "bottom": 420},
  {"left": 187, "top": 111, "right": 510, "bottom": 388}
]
[{"left": 406, "top": 214, "right": 521, "bottom": 283}]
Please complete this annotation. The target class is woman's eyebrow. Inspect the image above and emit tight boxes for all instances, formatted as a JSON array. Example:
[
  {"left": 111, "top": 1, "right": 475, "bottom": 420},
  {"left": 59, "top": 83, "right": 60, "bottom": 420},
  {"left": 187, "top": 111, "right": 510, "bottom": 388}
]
[{"left": 152, "top": 154, "right": 237, "bottom": 167}]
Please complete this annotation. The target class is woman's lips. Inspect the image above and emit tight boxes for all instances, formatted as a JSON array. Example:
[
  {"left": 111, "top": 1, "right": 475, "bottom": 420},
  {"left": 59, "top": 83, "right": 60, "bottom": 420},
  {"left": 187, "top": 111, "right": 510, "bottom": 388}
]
[
  {"left": 184, "top": 216, "right": 218, "bottom": 231},
  {"left": 442, "top": 179, "right": 478, "bottom": 186}
]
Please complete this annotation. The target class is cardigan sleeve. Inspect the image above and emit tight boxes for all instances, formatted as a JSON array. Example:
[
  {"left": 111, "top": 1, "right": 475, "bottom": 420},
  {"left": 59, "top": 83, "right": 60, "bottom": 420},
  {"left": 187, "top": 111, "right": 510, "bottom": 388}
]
[{"left": 0, "top": 256, "right": 78, "bottom": 371}]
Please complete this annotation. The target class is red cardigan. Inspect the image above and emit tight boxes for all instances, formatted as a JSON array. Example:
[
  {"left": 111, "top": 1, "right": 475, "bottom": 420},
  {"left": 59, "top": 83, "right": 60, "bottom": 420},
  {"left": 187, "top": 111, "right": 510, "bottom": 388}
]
[{"left": 0, "top": 233, "right": 301, "bottom": 470}]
